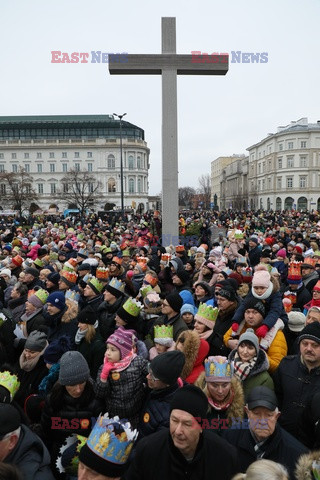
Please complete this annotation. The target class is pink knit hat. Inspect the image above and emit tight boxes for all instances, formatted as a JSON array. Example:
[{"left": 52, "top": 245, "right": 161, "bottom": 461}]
[
  {"left": 252, "top": 270, "right": 271, "bottom": 288},
  {"left": 277, "top": 248, "right": 287, "bottom": 259},
  {"left": 107, "top": 327, "right": 136, "bottom": 359}
]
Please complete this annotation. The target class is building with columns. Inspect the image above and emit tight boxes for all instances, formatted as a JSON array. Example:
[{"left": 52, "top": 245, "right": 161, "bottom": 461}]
[
  {"left": 0, "top": 115, "right": 150, "bottom": 213},
  {"left": 247, "top": 117, "right": 320, "bottom": 211}
]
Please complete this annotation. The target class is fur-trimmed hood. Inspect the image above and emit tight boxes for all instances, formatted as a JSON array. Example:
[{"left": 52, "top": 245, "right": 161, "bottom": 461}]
[
  {"left": 195, "top": 374, "right": 245, "bottom": 424},
  {"left": 295, "top": 450, "right": 320, "bottom": 480},
  {"left": 229, "top": 347, "right": 270, "bottom": 378},
  {"left": 176, "top": 330, "right": 201, "bottom": 379}
]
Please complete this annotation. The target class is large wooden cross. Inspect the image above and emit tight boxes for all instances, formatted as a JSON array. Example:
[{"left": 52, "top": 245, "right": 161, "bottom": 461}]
[{"left": 109, "top": 17, "right": 228, "bottom": 246}]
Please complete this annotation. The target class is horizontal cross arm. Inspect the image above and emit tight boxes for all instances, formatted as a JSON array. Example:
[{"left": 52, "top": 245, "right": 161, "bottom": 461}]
[{"left": 109, "top": 54, "right": 228, "bottom": 75}]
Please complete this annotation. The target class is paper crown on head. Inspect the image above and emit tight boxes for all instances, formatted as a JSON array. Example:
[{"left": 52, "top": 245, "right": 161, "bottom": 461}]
[
  {"left": 136, "top": 256, "right": 148, "bottom": 265},
  {"left": 83, "top": 273, "right": 93, "bottom": 284},
  {"left": 77, "top": 248, "right": 88, "bottom": 258},
  {"left": 234, "top": 229, "right": 244, "bottom": 239},
  {"left": 144, "top": 273, "right": 158, "bottom": 287},
  {"left": 287, "top": 262, "right": 302, "bottom": 283},
  {"left": 67, "top": 258, "right": 78, "bottom": 269},
  {"left": 87, "top": 277, "right": 104, "bottom": 294},
  {"left": 161, "top": 253, "right": 171, "bottom": 263},
  {"left": 34, "top": 258, "right": 44, "bottom": 268},
  {"left": 107, "top": 278, "right": 126, "bottom": 297},
  {"left": 35, "top": 289, "right": 49, "bottom": 304},
  {"left": 204, "top": 356, "right": 234, "bottom": 383},
  {"left": 303, "top": 257, "right": 317, "bottom": 268},
  {"left": 121, "top": 297, "right": 142, "bottom": 317},
  {"left": 56, "top": 434, "right": 87, "bottom": 475},
  {"left": 139, "top": 285, "right": 153, "bottom": 298},
  {"left": 62, "top": 262, "right": 76, "bottom": 272},
  {"left": 111, "top": 257, "right": 122, "bottom": 266},
  {"left": 96, "top": 267, "right": 109, "bottom": 280},
  {"left": 195, "top": 303, "right": 219, "bottom": 329},
  {"left": 49, "top": 252, "right": 59, "bottom": 261},
  {"left": 154, "top": 324, "right": 173, "bottom": 346},
  {"left": 11, "top": 255, "right": 23, "bottom": 266},
  {"left": 65, "top": 289, "right": 80, "bottom": 303},
  {"left": 60, "top": 270, "right": 78, "bottom": 284},
  {"left": 175, "top": 245, "right": 185, "bottom": 253},
  {"left": 0, "top": 371, "right": 20, "bottom": 401},
  {"left": 122, "top": 249, "right": 131, "bottom": 256},
  {"left": 86, "top": 413, "right": 138, "bottom": 466}
]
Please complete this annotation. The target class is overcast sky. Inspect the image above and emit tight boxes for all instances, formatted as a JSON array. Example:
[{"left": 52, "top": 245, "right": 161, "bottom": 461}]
[{"left": 1, "top": 0, "right": 319, "bottom": 195}]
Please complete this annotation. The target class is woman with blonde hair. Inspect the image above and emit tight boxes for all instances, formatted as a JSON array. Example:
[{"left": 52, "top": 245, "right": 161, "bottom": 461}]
[{"left": 232, "top": 459, "right": 288, "bottom": 480}]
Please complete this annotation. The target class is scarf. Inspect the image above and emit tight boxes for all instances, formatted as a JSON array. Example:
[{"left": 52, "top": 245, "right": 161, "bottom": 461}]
[
  {"left": 75, "top": 320, "right": 99, "bottom": 344},
  {"left": 309, "top": 298, "right": 320, "bottom": 309},
  {"left": 252, "top": 282, "right": 273, "bottom": 300},
  {"left": 233, "top": 352, "right": 257, "bottom": 381},
  {"left": 19, "top": 343, "right": 48, "bottom": 372},
  {"left": 110, "top": 351, "right": 137, "bottom": 373},
  {"left": 199, "top": 329, "right": 213, "bottom": 340},
  {"left": 208, "top": 387, "right": 235, "bottom": 411}
]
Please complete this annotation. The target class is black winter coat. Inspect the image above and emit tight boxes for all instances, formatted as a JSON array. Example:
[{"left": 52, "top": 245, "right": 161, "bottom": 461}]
[
  {"left": 98, "top": 296, "right": 125, "bottom": 341},
  {"left": 14, "top": 356, "right": 48, "bottom": 408},
  {"left": 223, "top": 424, "right": 308, "bottom": 480},
  {"left": 76, "top": 330, "right": 106, "bottom": 379},
  {"left": 274, "top": 354, "right": 320, "bottom": 437},
  {"left": 124, "top": 428, "right": 238, "bottom": 480},
  {"left": 207, "top": 302, "right": 238, "bottom": 356},
  {"left": 0, "top": 316, "right": 15, "bottom": 367},
  {"left": 248, "top": 245, "right": 261, "bottom": 267}
]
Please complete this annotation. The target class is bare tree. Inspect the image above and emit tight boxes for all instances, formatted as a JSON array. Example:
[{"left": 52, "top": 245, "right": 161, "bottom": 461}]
[
  {"left": 58, "top": 168, "right": 102, "bottom": 215},
  {"left": 0, "top": 167, "right": 38, "bottom": 215},
  {"left": 179, "top": 187, "right": 196, "bottom": 208},
  {"left": 197, "top": 174, "right": 211, "bottom": 209}
]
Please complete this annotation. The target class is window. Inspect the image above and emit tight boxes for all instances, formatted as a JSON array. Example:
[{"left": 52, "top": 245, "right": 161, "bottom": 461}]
[
  {"left": 24, "top": 164, "right": 30, "bottom": 173},
  {"left": 62, "top": 152, "right": 67, "bottom": 158},
  {"left": 262, "top": 179, "right": 265, "bottom": 191},
  {"left": 37, "top": 164, "right": 42, "bottom": 173},
  {"left": 63, "top": 183, "right": 68, "bottom": 193},
  {"left": 301, "top": 141, "right": 306, "bottom": 148},
  {"left": 262, "top": 161, "right": 266, "bottom": 173},
  {"left": 0, "top": 184, "right": 6, "bottom": 195},
  {"left": 0, "top": 154, "right": 3, "bottom": 159},
  {"left": 50, "top": 164, "right": 55, "bottom": 173},
  {"left": 258, "top": 163, "right": 261, "bottom": 174},
  {"left": 287, "top": 156, "right": 294, "bottom": 168},
  {"left": 129, "top": 178, "right": 135, "bottom": 193},
  {"left": 12, "top": 164, "right": 17, "bottom": 173},
  {"left": 286, "top": 177, "right": 293, "bottom": 188},
  {"left": 108, "top": 155, "right": 115, "bottom": 169},
  {"left": 24, "top": 153, "right": 29, "bottom": 159},
  {"left": 37, "top": 152, "right": 42, "bottom": 159},
  {"left": 300, "top": 156, "right": 307, "bottom": 167},
  {"left": 137, "top": 157, "right": 141, "bottom": 169},
  {"left": 277, "top": 177, "right": 282, "bottom": 189},
  {"left": 299, "top": 176, "right": 307, "bottom": 188},
  {"left": 62, "top": 163, "right": 68, "bottom": 173},
  {"left": 128, "top": 156, "right": 134, "bottom": 170},
  {"left": 38, "top": 184, "right": 43, "bottom": 194},
  {"left": 87, "top": 152, "right": 92, "bottom": 158},
  {"left": 50, "top": 183, "right": 56, "bottom": 194},
  {"left": 75, "top": 152, "right": 80, "bottom": 158},
  {"left": 0, "top": 165, "right": 4, "bottom": 173},
  {"left": 88, "top": 183, "right": 94, "bottom": 193},
  {"left": 108, "top": 178, "right": 116, "bottom": 193},
  {"left": 288, "top": 142, "right": 293, "bottom": 150},
  {"left": 138, "top": 177, "right": 142, "bottom": 193},
  {"left": 49, "top": 152, "right": 55, "bottom": 158},
  {"left": 279, "top": 144, "right": 283, "bottom": 151},
  {"left": 88, "top": 163, "right": 92, "bottom": 172},
  {"left": 25, "top": 184, "right": 31, "bottom": 194},
  {"left": 12, "top": 153, "right": 17, "bottom": 159},
  {"left": 278, "top": 158, "right": 282, "bottom": 169},
  {"left": 267, "top": 177, "right": 271, "bottom": 189},
  {"left": 75, "top": 163, "right": 80, "bottom": 171}
]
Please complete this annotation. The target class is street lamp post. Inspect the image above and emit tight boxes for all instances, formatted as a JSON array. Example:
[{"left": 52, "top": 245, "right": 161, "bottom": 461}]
[{"left": 113, "top": 113, "right": 127, "bottom": 217}]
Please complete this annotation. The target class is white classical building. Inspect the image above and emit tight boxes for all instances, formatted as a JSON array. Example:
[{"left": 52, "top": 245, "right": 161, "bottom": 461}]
[
  {"left": 0, "top": 115, "right": 150, "bottom": 213},
  {"left": 247, "top": 117, "right": 320, "bottom": 211}
]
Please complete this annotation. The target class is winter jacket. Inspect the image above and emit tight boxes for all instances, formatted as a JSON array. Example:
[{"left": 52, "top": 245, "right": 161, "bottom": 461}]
[
  {"left": 42, "top": 305, "right": 78, "bottom": 345},
  {"left": 124, "top": 428, "right": 239, "bottom": 480},
  {"left": 76, "top": 329, "right": 106, "bottom": 379},
  {"left": 0, "top": 314, "right": 15, "bottom": 367},
  {"left": 248, "top": 245, "right": 261, "bottom": 267},
  {"left": 228, "top": 348, "right": 274, "bottom": 398},
  {"left": 95, "top": 355, "right": 148, "bottom": 428},
  {"left": 274, "top": 354, "right": 320, "bottom": 438},
  {"left": 5, "top": 424, "right": 55, "bottom": 480},
  {"left": 206, "top": 302, "right": 239, "bottom": 356},
  {"left": 14, "top": 354, "right": 48, "bottom": 408},
  {"left": 224, "top": 323, "right": 287, "bottom": 373},
  {"left": 303, "top": 270, "right": 320, "bottom": 293},
  {"left": 7, "top": 294, "right": 27, "bottom": 324},
  {"left": 24, "top": 309, "right": 49, "bottom": 336},
  {"left": 98, "top": 296, "right": 126, "bottom": 341},
  {"left": 175, "top": 330, "right": 209, "bottom": 384},
  {"left": 138, "top": 382, "right": 181, "bottom": 438},
  {"left": 222, "top": 424, "right": 308, "bottom": 480},
  {"left": 195, "top": 375, "right": 245, "bottom": 433}
]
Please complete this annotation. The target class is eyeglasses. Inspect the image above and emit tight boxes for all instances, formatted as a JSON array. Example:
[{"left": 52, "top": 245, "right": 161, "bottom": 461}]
[{"left": 147, "top": 363, "right": 159, "bottom": 381}]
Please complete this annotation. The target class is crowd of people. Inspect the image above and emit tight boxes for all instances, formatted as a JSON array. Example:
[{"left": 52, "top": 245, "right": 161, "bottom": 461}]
[{"left": 0, "top": 209, "right": 320, "bottom": 479}]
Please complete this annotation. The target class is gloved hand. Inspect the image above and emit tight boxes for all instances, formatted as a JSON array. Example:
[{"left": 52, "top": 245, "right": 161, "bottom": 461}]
[
  {"left": 255, "top": 325, "right": 269, "bottom": 338},
  {"left": 231, "top": 323, "right": 239, "bottom": 333},
  {"left": 100, "top": 361, "right": 114, "bottom": 381}
]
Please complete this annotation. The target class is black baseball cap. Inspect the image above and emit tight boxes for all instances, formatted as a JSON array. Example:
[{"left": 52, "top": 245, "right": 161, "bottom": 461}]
[{"left": 247, "top": 386, "right": 278, "bottom": 411}]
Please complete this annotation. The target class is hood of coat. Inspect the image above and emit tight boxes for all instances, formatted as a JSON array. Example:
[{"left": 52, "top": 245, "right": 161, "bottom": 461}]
[
  {"left": 229, "top": 347, "right": 270, "bottom": 378},
  {"left": 295, "top": 450, "right": 320, "bottom": 480},
  {"left": 175, "top": 330, "right": 201, "bottom": 380}
]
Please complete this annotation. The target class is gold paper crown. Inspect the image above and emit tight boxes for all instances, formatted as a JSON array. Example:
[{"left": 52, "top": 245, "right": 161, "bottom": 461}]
[
  {"left": 111, "top": 256, "right": 123, "bottom": 266},
  {"left": 303, "top": 257, "right": 317, "bottom": 267},
  {"left": 0, "top": 371, "right": 20, "bottom": 401},
  {"left": 144, "top": 273, "right": 158, "bottom": 287},
  {"left": 35, "top": 288, "right": 49, "bottom": 304},
  {"left": 65, "top": 289, "right": 81, "bottom": 303},
  {"left": 175, "top": 245, "right": 185, "bottom": 252},
  {"left": 87, "top": 277, "right": 104, "bottom": 294},
  {"left": 288, "top": 261, "right": 302, "bottom": 279},
  {"left": 234, "top": 229, "right": 244, "bottom": 239},
  {"left": 195, "top": 303, "right": 219, "bottom": 327},
  {"left": 154, "top": 324, "right": 173, "bottom": 340},
  {"left": 60, "top": 270, "right": 78, "bottom": 283},
  {"left": 161, "top": 253, "right": 171, "bottom": 262},
  {"left": 123, "top": 297, "right": 142, "bottom": 317},
  {"left": 205, "top": 356, "right": 234, "bottom": 382},
  {"left": 140, "top": 285, "right": 153, "bottom": 298},
  {"left": 136, "top": 256, "right": 148, "bottom": 265},
  {"left": 96, "top": 267, "right": 109, "bottom": 280},
  {"left": 67, "top": 258, "right": 78, "bottom": 269},
  {"left": 108, "top": 277, "right": 126, "bottom": 293}
]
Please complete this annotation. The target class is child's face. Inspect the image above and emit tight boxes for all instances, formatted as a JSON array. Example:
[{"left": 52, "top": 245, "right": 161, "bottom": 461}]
[
  {"left": 106, "top": 343, "right": 121, "bottom": 363},
  {"left": 155, "top": 343, "right": 167, "bottom": 354},
  {"left": 182, "top": 312, "right": 194, "bottom": 324},
  {"left": 253, "top": 285, "right": 268, "bottom": 296}
]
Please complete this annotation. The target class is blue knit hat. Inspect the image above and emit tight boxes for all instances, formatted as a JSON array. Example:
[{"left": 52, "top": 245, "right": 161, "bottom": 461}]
[
  {"left": 180, "top": 304, "right": 195, "bottom": 316},
  {"left": 46, "top": 291, "right": 66, "bottom": 310},
  {"left": 43, "top": 336, "right": 72, "bottom": 365}
]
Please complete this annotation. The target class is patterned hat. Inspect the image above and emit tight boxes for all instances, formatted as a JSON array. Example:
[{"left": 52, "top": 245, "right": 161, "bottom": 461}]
[
  {"left": 87, "top": 277, "right": 104, "bottom": 295},
  {"left": 204, "top": 356, "right": 234, "bottom": 383},
  {"left": 96, "top": 267, "right": 109, "bottom": 281},
  {"left": 175, "top": 245, "right": 185, "bottom": 253},
  {"left": 77, "top": 248, "right": 89, "bottom": 259},
  {"left": 154, "top": 325, "right": 174, "bottom": 347},
  {"left": 144, "top": 292, "right": 162, "bottom": 309},
  {"left": 195, "top": 303, "right": 219, "bottom": 329},
  {"left": 79, "top": 413, "right": 137, "bottom": 477},
  {"left": 139, "top": 285, "right": 153, "bottom": 298},
  {"left": 106, "top": 278, "right": 125, "bottom": 298},
  {"left": 287, "top": 262, "right": 302, "bottom": 284},
  {"left": 11, "top": 255, "right": 23, "bottom": 267},
  {"left": 107, "top": 326, "right": 136, "bottom": 359},
  {"left": 60, "top": 270, "right": 78, "bottom": 286},
  {"left": 117, "top": 297, "right": 142, "bottom": 326},
  {"left": 65, "top": 289, "right": 80, "bottom": 303}
]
